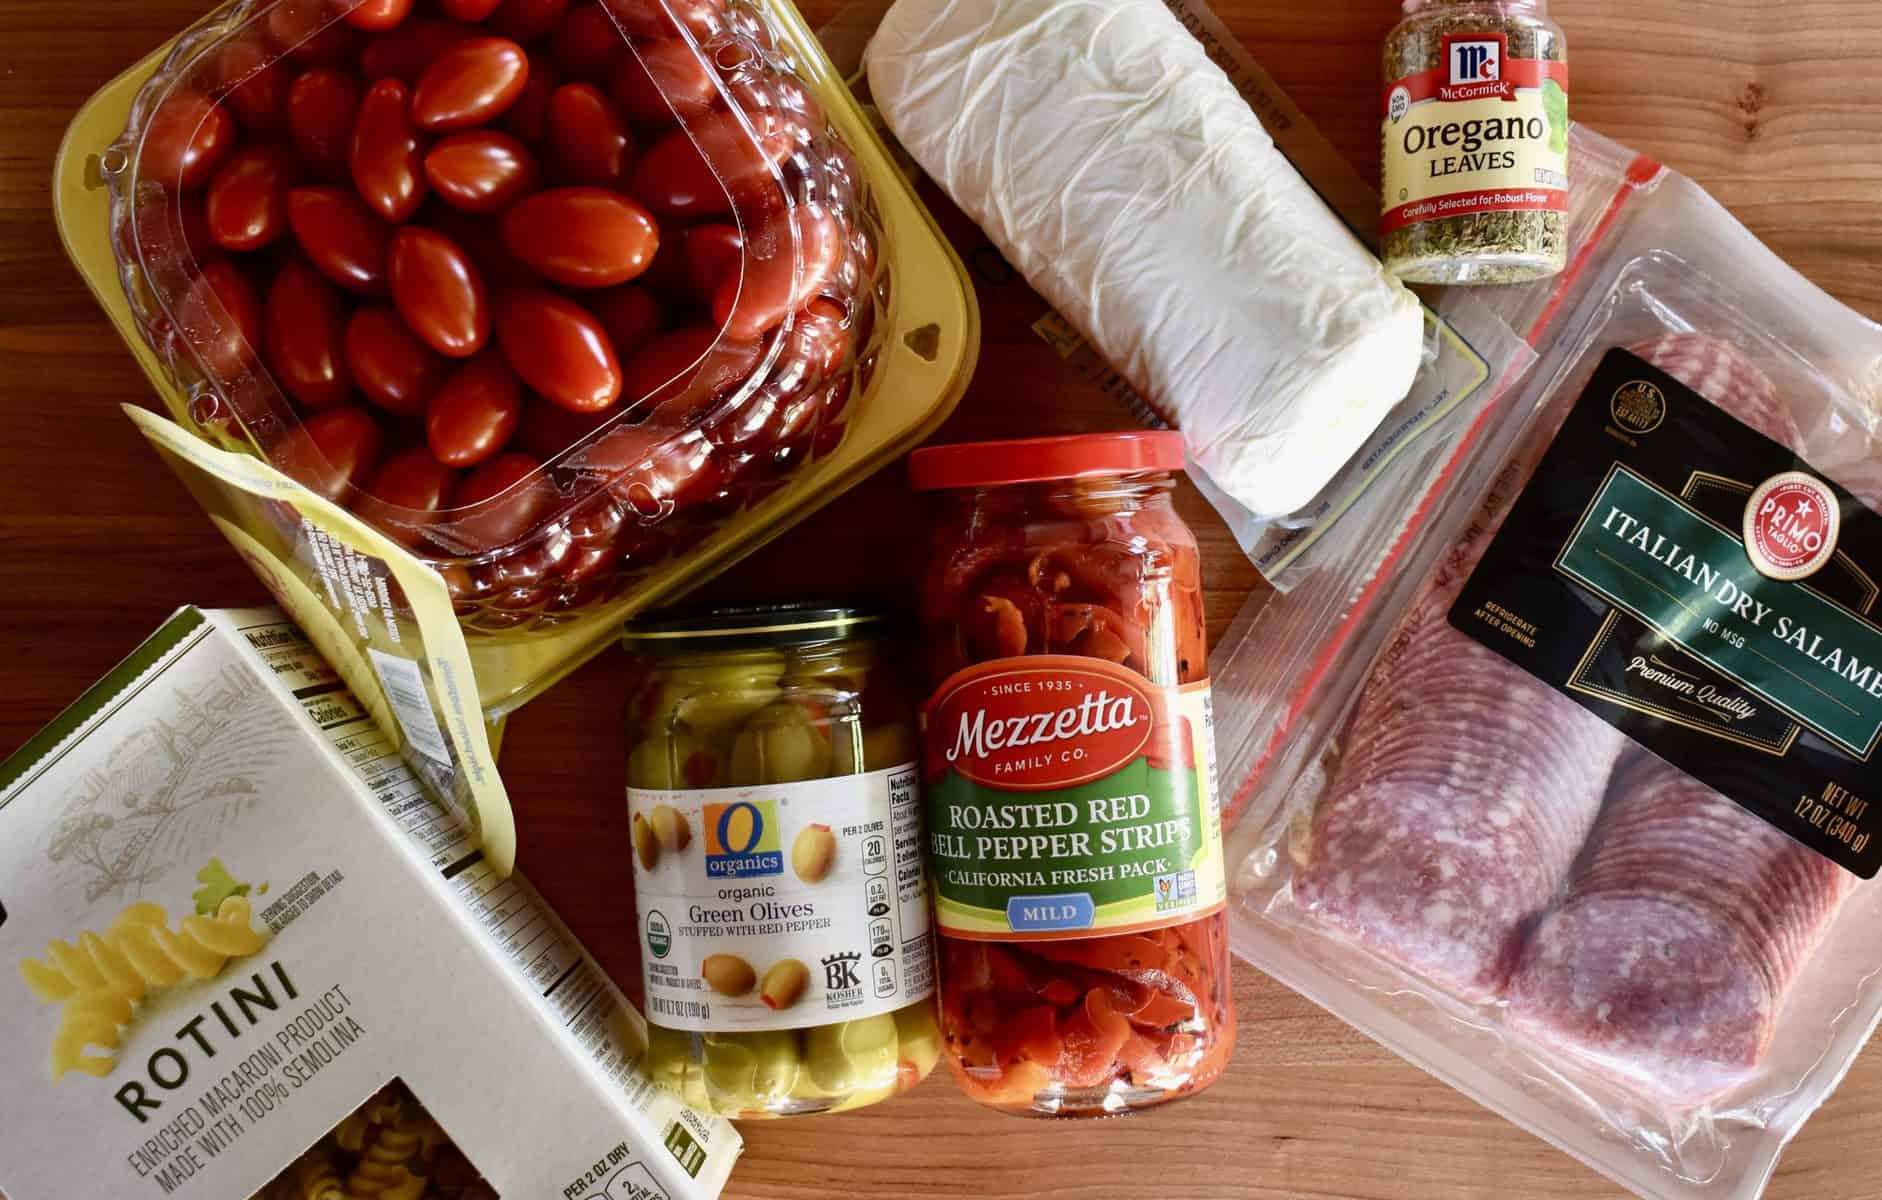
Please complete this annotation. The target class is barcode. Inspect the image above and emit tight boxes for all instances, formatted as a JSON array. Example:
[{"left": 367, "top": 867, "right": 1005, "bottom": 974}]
[
  {"left": 649, "top": 996, "right": 710, "bottom": 1021},
  {"left": 367, "top": 648, "right": 454, "bottom": 766}
]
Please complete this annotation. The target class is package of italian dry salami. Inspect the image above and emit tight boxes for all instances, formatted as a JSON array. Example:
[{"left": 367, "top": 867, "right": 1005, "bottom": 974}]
[{"left": 1215, "top": 125, "right": 1882, "bottom": 1200}]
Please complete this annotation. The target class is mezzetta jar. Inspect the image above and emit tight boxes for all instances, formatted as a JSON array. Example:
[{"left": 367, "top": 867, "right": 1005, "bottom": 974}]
[
  {"left": 621, "top": 605, "right": 939, "bottom": 1117},
  {"left": 909, "top": 433, "right": 1234, "bottom": 1116}
]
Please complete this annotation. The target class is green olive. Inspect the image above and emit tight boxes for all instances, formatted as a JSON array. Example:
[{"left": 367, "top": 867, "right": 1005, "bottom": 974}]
[
  {"left": 702, "top": 1030, "right": 802, "bottom": 1113},
  {"left": 804, "top": 1013, "right": 901, "bottom": 1095},
  {"left": 830, "top": 715, "right": 867, "bottom": 776},
  {"left": 892, "top": 1000, "right": 941, "bottom": 1087},
  {"left": 729, "top": 701, "right": 835, "bottom": 785},
  {"left": 861, "top": 722, "right": 919, "bottom": 772},
  {"left": 627, "top": 724, "right": 720, "bottom": 790},
  {"left": 644, "top": 1023, "right": 701, "bottom": 1100}
]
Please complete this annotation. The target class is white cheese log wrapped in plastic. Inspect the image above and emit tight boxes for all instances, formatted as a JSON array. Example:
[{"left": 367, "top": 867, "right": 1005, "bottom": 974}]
[{"left": 866, "top": 0, "right": 1426, "bottom": 516}]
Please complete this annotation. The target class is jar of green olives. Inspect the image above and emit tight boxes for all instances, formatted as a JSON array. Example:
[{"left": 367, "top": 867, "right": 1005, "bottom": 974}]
[{"left": 621, "top": 605, "right": 940, "bottom": 1117}]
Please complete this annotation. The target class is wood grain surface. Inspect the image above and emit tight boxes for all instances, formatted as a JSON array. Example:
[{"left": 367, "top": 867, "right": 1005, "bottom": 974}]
[{"left": 4, "top": 1, "right": 1882, "bottom": 1197}]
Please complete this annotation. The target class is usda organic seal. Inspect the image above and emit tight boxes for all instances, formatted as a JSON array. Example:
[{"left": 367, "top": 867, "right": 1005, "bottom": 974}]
[{"left": 1745, "top": 471, "right": 1841, "bottom": 582}]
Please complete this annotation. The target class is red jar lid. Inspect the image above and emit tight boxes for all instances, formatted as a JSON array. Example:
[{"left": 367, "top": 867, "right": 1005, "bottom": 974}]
[{"left": 908, "top": 431, "right": 1186, "bottom": 491}]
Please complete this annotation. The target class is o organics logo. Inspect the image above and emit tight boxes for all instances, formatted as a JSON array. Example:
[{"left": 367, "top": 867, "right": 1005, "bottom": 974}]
[
  {"left": 703, "top": 799, "right": 782, "bottom": 878},
  {"left": 1745, "top": 472, "right": 1841, "bottom": 582},
  {"left": 925, "top": 656, "right": 1159, "bottom": 792}
]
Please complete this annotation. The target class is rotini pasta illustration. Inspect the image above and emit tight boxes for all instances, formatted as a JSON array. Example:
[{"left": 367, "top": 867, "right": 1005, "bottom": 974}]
[
  {"left": 20, "top": 892, "right": 268, "bottom": 1078},
  {"left": 250, "top": 1080, "right": 494, "bottom": 1200}
]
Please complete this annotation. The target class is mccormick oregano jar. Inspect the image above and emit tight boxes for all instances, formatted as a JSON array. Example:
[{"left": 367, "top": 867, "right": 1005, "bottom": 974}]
[
  {"left": 1382, "top": 0, "right": 1570, "bottom": 284},
  {"left": 909, "top": 433, "right": 1234, "bottom": 1116},
  {"left": 621, "top": 605, "right": 940, "bottom": 1117}
]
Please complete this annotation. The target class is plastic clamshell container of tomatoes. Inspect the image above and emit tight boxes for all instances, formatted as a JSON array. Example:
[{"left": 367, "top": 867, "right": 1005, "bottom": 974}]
[{"left": 55, "top": 0, "right": 977, "bottom": 715}]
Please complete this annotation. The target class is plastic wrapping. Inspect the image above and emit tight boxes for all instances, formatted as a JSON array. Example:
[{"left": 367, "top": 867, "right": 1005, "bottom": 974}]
[
  {"left": 1216, "top": 126, "right": 1882, "bottom": 1200},
  {"left": 57, "top": 0, "right": 979, "bottom": 866},
  {"left": 866, "top": 0, "right": 1426, "bottom": 519}
]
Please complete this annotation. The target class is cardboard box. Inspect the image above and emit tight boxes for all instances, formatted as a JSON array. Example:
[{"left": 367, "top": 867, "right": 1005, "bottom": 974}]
[{"left": 0, "top": 608, "right": 741, "bottom": 1199}]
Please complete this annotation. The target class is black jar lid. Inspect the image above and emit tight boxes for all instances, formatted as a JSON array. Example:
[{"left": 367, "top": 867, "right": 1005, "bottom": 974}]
[{"left": 621, "top": 603, "right": 891, "bottom": 655}]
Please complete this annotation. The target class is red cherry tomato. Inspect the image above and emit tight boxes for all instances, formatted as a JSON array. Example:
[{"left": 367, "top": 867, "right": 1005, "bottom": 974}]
[
  {"left": 343, "top": 0, "right": 412, "bottom": 31},
  {"left": 490, "top": 0, "right": 570, "bottom": 42},
  {"left": 210, "top": 39, "right": 293, "bottom": 135},
  {"left": 345, "top": 306, "right": 448, "bottom": 415},
  {"left": 590, "top": 285, "right": 660, "bottom": 357},
  {"left": 546, "top": 83, "right": 632, "bottom": 187},
  {"left": 621, "top": 324, "right": 761, "bottom": 418},
  {"left": 425, "top": 204, "right": 536, "bottom": 286},
  {"left": 713, "top": 204, "right": 844, "bottom": 341},
  {"left": 355, "top": 447, "right": 460, "bottom": 544},
  {"left": 609, "top": 39, "right": 716, "bottom": 125},
  {"left": 498, "top": 187, "right": 657, "bottom": 288},
  {"left": 599, "top": 0, "right": 723, "bottom": 39},
  {"left": 273, "top": 406, "right": 385, "bottom": 502},
  {"left": 288, "top": 186, "right": 392, "bottom": 293},
  {"left": 176, "top": 258, "right": 264, "bottom": 378},
  {"left": 439, "top": 0, "right": 504, "bottom": 18},
  {"left": 412, "top": 37, "right": 531, "bottom": 132},
  {"left": 501, "top": 52, "right": 560, "bottom": 141},
  {"left": 427, "top": 355, "right": 523, "bottom": 465},
  {"left": 424, "top": 130, "right": 540, "bottom": 213},
  {"left": 265, "top": 258, "right": 353, "bottom": 410},
  {"left": 549, "top": 3, "right": 622, "bottom": 82},
  {"left": 350, "top": 78, "right": 427, "bottom": 222},
  {"left": 268, "top": 0, "right": 363, "bottom": 66},
  {"left": 454, "top": 451, "right": 552, "bottom": 551},
  {"left": 516, "top": 395, "right": 610, "bottom": 457},
  {"left": 205, "top": 145, "right": 303, "bottom": 251},
  {"left": 389, "top": 226, "right": 490, "bottom": 357},
  {"left": 493, "top": 288, "right": 621, "bottom": 412},
  {"left": 681, "top": 223, "right": 740, "bottom": 298},
  {"left": 782, "top": 296, "right": 853, "bottom": 383},
  {"left": 360, "top": 17, "right": 476, "bottom": 83},
  {"left": 287, "top": 67, "right": 363, "bottom": 180},
  {"left": 141, "top": 90, "right": 237, "bottom": 191},
  {"left": 631, "top": 111, "right": 790, "bottom": 218}
]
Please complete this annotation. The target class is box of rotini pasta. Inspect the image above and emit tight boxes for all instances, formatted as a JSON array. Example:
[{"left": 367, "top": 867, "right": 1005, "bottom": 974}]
[{"left": 0, "top": 607, "right": 742, "bottom": 1200}]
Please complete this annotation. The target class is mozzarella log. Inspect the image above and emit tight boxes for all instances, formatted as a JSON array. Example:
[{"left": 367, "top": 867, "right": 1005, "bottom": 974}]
[{"left": 867, "top": 0, "right": 1426, "bottom": 516}]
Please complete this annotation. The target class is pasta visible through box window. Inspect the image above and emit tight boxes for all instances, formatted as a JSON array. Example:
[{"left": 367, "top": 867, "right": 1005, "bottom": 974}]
[
  {"left": 253, "top": 1080, "right": 495, "bottom": 1200},
  {"left": 19, "top": 891, "right": 268, "bottom": 1079}
]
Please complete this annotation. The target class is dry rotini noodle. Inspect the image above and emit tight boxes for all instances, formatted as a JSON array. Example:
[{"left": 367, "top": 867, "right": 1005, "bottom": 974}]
[
  {"left": 19, "top": 894, "right": 267, "bottom": 1079},
  {"left": 251, "top": 1081, "right": 492, "bottom": 1200}
]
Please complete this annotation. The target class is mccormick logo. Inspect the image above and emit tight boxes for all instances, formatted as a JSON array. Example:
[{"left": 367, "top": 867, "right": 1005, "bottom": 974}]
[
  {"left": 1440, "top": 34, "right": 1515, "bottom": 102},
  {"left": 1744, "top": 471, "right": 1842, "bottom": 583},
  {"left": 702, "top": 799, "right": 783, "bottom": 878},
  {"left": 924, "top": 656, "right": 1158, "bottom": 792}
]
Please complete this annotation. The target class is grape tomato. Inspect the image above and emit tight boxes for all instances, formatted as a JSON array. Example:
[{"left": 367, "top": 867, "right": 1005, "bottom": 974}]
[
  {"left": 273, "top": 405, "right": 384, "bottom": 502},
  {"left": 412, "top": 36, "right": 531, "bottom": 132},
  {"left": 210, "top": 39, "right": 293, "bottom": 134},
  {"left": 490, "top": 0, "right": 570, "bottom": 43},
  {"left": 350, "top": 79, "right": 427, "bottom": 223},
  {"left": 549, "top": 3, "right": 624, "bottom": 82},
  {"left": 286, "top": 66, "right": 362, "bottom": 180},
  {"left": 175, "top": 258, "right": 263, "bottom": 378},
  {"left": 342, "top": 0, "right": 414, "bottom": 33},
  {"left": 288, "top": 186, "right": 392, "bottom": 293},
  {"left": 631, "top": 110, "right": 787, "bottom": 217},
  {"left": 546, "top": 83, "right": 633, "bottom": 187},
  {"left": 206, "top": 145, "right": 303, "bottom": 251},
  {"left": 590, "top": 284, "right": 661, "bottom": 357},
  {"left": 439, "top": 0, "right": 504, "bottom": 20},
  {"left": 356, "top": 447, "right": 460, "bottom": 544},
  {"left": 360, "top": 17, "right": 476, "bottom": 83},
  {"left": 388, "top": 226, "right": 490, "bottom": 357},
  {"left": 680, "top": 223, "right": 741, "bottom": 299},
  {"left": 142, "top": 90, "right": 236, "bottom": 191},
  {"left": 424, "top": 130, "right": 540, "bottom": 213},
  {"left": 600, "top": 0, "right": 724, "bottom": 39},
  {"left": 622, "top": 324, "right": 760, "bottom": 420},
  {"left": 345, "top": 305, "right": 448, "bottom": 415},
  {"left": 498, "top": 187, "right": 657, "bottom": 287},
  {"left": 269, "top": 0, "right": 363, "bottom": 67},
  {"left": 713, "top": 205, "right": 843, "bottom": 341},
  {"left": 453, "top": 451, "right": 552, "bottom": 551},
  {"left": 427, "top": 355, "right": 523, "bottom": 466},
  {"left": 610, "top": 39, "right": 716, "bottom": 125},
  {"left": 265, "top": 258, "right": 353, "bottom": 410},
  {"left": 493, "top": 287, "right": 621, "bottom": 412}
]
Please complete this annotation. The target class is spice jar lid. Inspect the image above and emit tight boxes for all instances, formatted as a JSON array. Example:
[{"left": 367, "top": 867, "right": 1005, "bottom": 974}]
[
  {"left": 908, "top": 431, "right": 1186, "bottom": 491},
  {"left": 622, "top": 602, "right": 890, "bottom": 654}
]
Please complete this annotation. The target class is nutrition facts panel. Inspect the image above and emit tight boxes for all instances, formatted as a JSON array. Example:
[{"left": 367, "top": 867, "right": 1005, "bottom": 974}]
[{"left": 233, "top": 615, "right": 657, "bottom": 1104}]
